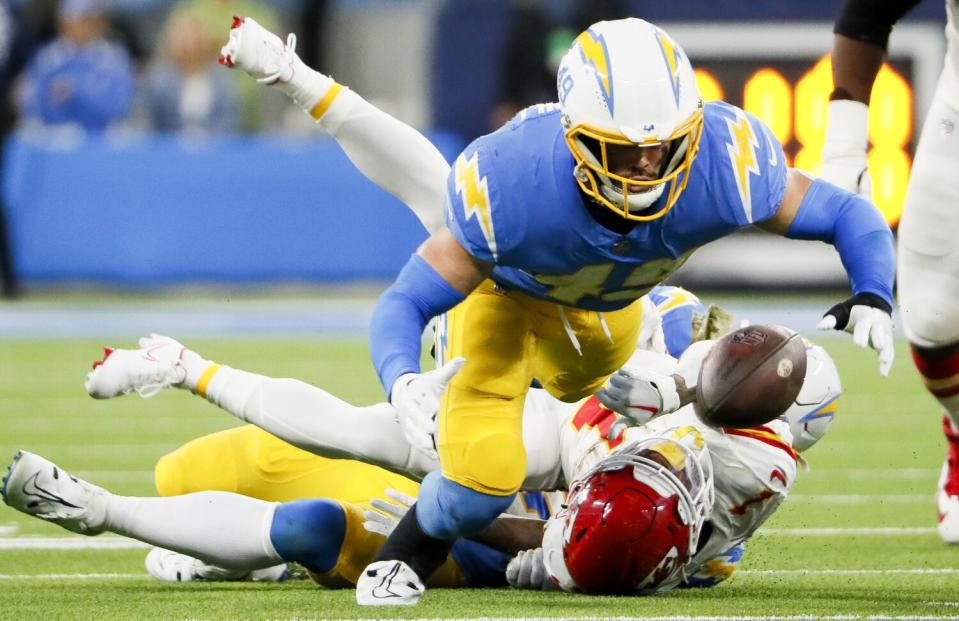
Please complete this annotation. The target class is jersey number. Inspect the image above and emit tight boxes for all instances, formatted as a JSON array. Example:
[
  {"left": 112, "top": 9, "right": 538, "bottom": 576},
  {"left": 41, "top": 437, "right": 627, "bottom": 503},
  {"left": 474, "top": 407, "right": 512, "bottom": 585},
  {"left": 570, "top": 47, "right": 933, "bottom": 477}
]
[{"left": 536, "top": 254, "right": 693, "bottom": 305}]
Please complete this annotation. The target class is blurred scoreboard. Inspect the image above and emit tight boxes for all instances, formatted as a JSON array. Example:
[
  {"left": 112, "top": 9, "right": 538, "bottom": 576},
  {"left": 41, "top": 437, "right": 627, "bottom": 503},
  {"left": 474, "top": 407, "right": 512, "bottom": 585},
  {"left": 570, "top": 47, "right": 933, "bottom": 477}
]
[{"left": 669, "top": 22, "right": 946, "bottom": 229}]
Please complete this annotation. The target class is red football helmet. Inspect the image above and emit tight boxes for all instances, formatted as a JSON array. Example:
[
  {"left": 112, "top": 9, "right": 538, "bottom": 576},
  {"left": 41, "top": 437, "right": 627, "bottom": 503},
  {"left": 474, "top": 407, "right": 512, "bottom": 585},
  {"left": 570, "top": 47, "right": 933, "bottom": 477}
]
[{"left": 543, "top": 433, "right": 713, "bottom": 594}]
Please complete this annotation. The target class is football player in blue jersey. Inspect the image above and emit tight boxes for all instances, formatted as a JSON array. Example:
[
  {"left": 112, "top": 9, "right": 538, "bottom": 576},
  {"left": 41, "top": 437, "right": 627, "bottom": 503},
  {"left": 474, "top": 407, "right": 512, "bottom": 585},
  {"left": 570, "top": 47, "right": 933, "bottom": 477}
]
[{"left": 220, "top": 16, "right": 895, "bottom": 604}]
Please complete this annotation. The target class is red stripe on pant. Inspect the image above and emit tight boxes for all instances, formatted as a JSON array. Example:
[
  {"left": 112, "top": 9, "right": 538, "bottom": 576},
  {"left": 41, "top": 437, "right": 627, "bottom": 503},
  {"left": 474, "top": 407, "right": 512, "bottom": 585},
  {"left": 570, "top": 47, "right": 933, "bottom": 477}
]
[{"left": 911, "top": 343, "right": 959, "bottom": 380}]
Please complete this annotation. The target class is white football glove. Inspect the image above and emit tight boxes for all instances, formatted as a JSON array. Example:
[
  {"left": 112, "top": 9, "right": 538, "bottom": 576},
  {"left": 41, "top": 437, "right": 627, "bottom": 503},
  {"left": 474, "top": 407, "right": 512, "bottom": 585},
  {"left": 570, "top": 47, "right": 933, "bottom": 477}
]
[
  {"left": 391, "top": 357, "right": 465, "bottom": 460},
  {"left": 596, "top": 358, "right": 681, "bottom": 425},
  {"left": 362, "top": 488, "right": 416, "bottom": 537},
  {"left": 505, "top": 548, "right": 557, "bottom": 591},
  {"left": 637, "top": 296, "right": 667, "bottom": 354},
  {"left": 818, "top": 293, "right": 894, "bottom": 376},
  {"left": 820, "top": 99, "right": 872, "bottom": 199}
]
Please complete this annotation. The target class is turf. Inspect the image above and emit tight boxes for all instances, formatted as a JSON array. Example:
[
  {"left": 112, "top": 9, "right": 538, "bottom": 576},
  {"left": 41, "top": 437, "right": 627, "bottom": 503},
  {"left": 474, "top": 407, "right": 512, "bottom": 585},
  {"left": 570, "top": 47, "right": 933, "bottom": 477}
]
[{"left": 0, "top": 336, "right": 956, "bottom": 620}]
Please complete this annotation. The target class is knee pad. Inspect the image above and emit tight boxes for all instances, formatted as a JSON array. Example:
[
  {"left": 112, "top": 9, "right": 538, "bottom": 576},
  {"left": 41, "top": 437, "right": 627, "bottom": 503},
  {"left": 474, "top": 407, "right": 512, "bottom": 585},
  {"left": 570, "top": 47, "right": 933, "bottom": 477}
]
[
  {"left": 447, "top": 430, "right": 526, "bottom": 496},
  {"left": 416, "top": 471, "right": 515, "bottom": 540},
  {"left": 270, "top": 499, "right": 345, "bottom": 574}
]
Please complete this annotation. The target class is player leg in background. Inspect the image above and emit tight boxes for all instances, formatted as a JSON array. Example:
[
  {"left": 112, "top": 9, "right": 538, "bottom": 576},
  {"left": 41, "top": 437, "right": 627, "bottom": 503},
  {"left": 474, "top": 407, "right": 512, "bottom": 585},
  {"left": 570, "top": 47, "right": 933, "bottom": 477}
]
[
  {"left": 154, "top": 425, "right": 418, "bottom": 507},
  {"left": 86, "top": 334, "right": 436, "bottom": 477},
  {"left": 153, "top": 425, "right": 424, "bottom": 582},
  {"left": 895, "top": 53, "right": 959, "bottom": 544},
  {"left": 154, "top": 428, "right": 508, "bottom": 588},
  {"left": 2, "top": 450, "right": 505, "bottom": 588},
  {"left": 2, "top": 450, "right": 349, "bottom": 581}
]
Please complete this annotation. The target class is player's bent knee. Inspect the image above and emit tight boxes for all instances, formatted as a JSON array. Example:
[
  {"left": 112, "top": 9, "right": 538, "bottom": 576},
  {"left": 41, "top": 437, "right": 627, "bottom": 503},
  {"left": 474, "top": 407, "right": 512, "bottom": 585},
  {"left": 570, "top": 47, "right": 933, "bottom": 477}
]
[
  {"left": 904, "top": 312, "right": 959, "bottom": 349},
  {"left": 454, "top": 431, "right": 526, "bottom": 495},
  {"left": 154, "top": 451, "right": 188, "bottom": 497},
  {"left": 417, "top": 472, "right": 515, "bottom": 539},
  {"left": 270, "top": 499, "right": 346, "bottom": 574},
  {"left": 154, "top": 436, "right": 240, "bottom": 496}
]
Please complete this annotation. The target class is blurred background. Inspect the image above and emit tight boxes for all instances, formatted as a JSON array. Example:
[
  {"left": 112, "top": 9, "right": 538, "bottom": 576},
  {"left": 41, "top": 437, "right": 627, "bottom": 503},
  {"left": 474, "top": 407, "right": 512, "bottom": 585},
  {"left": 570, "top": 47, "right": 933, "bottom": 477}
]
[{"left": 0, "top": 0, "right": 947, "bottom": 324}]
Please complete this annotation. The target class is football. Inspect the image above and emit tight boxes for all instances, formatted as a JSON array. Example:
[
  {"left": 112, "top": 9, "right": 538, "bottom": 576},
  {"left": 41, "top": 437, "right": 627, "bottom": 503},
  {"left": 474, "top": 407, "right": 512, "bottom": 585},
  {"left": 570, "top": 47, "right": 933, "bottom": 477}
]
[{"left": 695, "top": 324, "right": 807, "bottom": 428}]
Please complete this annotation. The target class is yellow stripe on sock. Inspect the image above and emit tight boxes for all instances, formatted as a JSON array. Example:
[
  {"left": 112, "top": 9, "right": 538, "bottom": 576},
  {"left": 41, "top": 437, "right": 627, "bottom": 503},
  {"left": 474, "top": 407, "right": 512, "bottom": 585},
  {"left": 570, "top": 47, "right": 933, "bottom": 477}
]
[
  {"left": 310, "top": 83, "right": 344, "bottom": 120},
  {"left": 196, "top": 364, "right": 222, "bottom": 399}
]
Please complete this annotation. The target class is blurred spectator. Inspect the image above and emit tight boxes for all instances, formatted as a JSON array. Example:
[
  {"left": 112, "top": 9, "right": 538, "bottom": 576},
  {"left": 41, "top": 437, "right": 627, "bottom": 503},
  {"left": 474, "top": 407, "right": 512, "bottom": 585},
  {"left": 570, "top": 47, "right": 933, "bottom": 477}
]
[
  {"left": 166, "top": 0, "right": 285, "bottom": 132},
  {"left": 0, "top": 0, "right": 44, "bottom": 299},
  {"left": 16, "top": 0, "right": 134, "bottom": 133},
  {"left": 141, "top": 7, "right": 237, "bottom": 134},
  {"left": 491, "top": 0, "right": 628, "bottom": 129}
]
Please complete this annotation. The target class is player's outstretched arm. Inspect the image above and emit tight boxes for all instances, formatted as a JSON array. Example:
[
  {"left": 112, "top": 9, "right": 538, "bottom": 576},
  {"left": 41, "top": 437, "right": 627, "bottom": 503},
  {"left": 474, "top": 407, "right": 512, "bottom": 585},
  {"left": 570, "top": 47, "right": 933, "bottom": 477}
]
[
  {"left": 219, "top": 16, "right": 449, "bottom": 232},
  {"left": 821, "top": 0, "right": 922, "bottom": 197},
  {"left": 760, "top": 170, "right": 895, "bottom": 376},
  {"left": 370, "top": 229, "right": 491, "bottom": 432}
]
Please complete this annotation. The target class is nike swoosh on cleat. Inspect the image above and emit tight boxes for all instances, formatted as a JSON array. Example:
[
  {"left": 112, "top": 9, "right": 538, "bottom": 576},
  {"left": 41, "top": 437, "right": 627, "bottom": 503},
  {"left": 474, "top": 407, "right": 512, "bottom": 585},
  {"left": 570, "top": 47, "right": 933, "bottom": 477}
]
[
  {"left": 141, "top": 345, "right": 167, "bottom": 363},
  {"left": 371, "top": 563, "right": 407, "bottom": 599},
  {"left": 21, "top": 471, "right": 80, "bottom": 509}
]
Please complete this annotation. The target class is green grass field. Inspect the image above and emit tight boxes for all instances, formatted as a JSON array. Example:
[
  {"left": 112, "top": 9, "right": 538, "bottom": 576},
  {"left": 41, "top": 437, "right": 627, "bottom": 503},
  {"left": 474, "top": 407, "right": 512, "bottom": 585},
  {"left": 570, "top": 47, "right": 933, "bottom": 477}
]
[{"left": 0, "top": 336, "right": 956, "bottom": 620}]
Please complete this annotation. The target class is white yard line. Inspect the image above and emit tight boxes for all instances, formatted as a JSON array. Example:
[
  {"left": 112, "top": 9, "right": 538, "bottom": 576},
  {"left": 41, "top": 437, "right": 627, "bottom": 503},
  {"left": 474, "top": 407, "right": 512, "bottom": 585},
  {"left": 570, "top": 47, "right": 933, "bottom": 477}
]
[
  {"left": 788, "top": 494, "right": 926, "bottom": 504},
  {"left": 805, "top": 468, "right": 938, "bottom": 479},
  {"left": 0, "top": 537, "right": 149, "bottom": 550},
  {"left": 741, "top": 569, "right": 959, "bottom": 575},
  {"left": 756, "top": 527, "right": 937, "bottom": 536},
  {"left": 310, "top": 615, "right": 959, "bottom": 621},
  {"left": 0, "top": 573, "right": 143, "bottom": 580}
]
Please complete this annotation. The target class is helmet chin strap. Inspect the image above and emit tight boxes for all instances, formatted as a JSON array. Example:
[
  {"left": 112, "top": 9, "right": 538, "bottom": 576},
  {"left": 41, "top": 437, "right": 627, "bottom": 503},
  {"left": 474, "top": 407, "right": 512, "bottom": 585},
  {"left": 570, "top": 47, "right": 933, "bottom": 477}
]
[{"left": 600, "top": 181, "right": 666, "bottom": 213}]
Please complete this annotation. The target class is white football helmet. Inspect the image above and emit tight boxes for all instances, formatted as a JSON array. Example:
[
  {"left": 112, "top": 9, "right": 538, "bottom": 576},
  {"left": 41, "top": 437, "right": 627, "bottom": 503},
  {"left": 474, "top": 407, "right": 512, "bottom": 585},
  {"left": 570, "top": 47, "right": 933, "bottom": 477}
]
[
  {"left": 779, "top": 342, "right": 842, "bottom": 452},
  {"left": 557, "top": 18, "right": 703, "bottom": 221}
]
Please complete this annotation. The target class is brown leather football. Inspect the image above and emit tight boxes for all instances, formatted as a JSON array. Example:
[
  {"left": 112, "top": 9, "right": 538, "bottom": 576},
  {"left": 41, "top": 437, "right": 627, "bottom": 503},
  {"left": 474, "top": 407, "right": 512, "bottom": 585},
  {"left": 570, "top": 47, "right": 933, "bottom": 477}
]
[{"left": 695, "top": 324, "right": 807, "bottom": 428}]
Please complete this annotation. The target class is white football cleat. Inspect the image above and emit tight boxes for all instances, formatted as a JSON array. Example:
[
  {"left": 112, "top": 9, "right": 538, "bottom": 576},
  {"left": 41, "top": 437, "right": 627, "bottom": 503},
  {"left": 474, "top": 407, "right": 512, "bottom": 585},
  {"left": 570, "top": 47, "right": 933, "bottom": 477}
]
[
  {"left": 218, "top": 16, "right": 296, "bottom": 84},
  {"left": 84, "top": 334, "right": 186, "bottom": 399},
  {"left": 145, "top": 547, "right": 289, "bottom": 583},
  {"left": 937, "top": 416, "right": 959, "bottom": 544},
  {"left": 1, "top": 451, "right": 108, "bottom": 535},
  {"left": 356, "top": 560, "right": 424, "bottom": 606}
]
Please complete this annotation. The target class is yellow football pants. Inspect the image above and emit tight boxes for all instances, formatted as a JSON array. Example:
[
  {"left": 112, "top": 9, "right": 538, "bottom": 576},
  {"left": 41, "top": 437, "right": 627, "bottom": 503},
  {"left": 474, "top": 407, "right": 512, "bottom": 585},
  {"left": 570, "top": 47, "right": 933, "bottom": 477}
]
[
  {"left": 154, "top": 425, "right": 464, "bottom": 588},
  {"left": 437, "top": 280, "right": 644, "bottom": 496},
  {"left": 155, "top": 424, "right": 419, "bottom": 505}
]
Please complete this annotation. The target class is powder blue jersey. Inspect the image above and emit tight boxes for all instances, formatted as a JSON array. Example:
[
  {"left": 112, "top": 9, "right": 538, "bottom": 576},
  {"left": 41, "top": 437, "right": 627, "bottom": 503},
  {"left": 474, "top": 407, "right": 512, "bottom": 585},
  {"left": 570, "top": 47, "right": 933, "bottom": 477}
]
[{"left": 445, "top": 101, "right": 787, "bottom": 312}]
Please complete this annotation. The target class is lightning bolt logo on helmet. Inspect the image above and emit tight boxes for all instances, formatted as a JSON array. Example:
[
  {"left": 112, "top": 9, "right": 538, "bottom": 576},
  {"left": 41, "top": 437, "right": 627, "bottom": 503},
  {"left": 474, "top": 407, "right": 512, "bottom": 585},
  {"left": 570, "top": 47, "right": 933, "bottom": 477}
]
[
  {"left": 574, "top": 29, "right": 614, "bottom": 116},
  {"left": 654, "top": 28, "right": 684, "bottom": 107}
]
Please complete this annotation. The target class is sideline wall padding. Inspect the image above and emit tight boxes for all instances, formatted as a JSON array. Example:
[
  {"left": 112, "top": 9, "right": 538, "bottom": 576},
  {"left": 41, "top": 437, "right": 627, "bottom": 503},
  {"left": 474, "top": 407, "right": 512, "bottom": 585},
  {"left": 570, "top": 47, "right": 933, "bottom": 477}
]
[{"left": 2, "top": 132, "right": 464, "bottom": 285}]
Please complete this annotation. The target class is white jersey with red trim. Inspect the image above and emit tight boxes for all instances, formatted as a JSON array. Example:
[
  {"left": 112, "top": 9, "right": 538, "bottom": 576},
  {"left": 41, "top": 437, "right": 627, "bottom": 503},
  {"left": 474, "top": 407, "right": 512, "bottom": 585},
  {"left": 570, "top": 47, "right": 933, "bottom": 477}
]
[{"left": 514, "top": 342, "right": 799, "bottom": 579}]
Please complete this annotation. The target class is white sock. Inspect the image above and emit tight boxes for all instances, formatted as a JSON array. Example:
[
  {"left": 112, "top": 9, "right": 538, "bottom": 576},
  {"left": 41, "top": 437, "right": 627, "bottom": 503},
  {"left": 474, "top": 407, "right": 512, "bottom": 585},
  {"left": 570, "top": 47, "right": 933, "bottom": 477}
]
[
  {"left": 178, "top": 349, "right": 214, "bottom": 393},
  {"left": 104, "top": 491, "right": 283, "bottom": 571},
  {"left": 281, "top": 54, "right": 335, "bottom": 115},
  {"left": 199, "top": 365, "right": 422, "bottom": 474}
]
